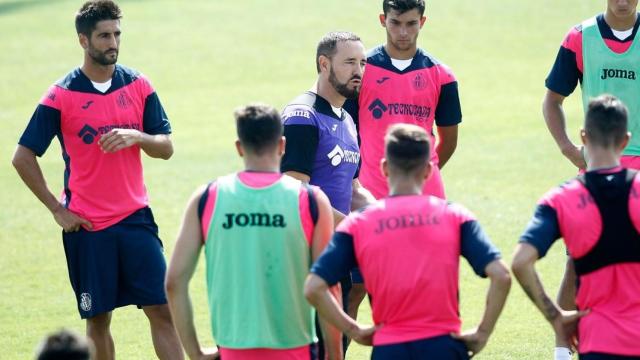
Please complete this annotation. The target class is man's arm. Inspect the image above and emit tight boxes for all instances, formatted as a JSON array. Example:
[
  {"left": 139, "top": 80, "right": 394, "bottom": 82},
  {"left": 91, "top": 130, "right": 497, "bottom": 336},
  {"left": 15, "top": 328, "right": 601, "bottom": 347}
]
[
  {"left": 542, "top": 89, "right": 585, "bottom": 169},
  {"left": 350, "top": 178, "right": 375, "bottom": 211},
  {"left": 305, "top": 274, "right": 375, "bottom": 346},
  {"left": 511, "top": 243, "right": 588, "bottom": 349},
  {"left": 452, "top": 259, "right": 511, "bottom": 356},
  {"left": 98, "top": 130, "right": 173, "bottom": 160},
  {"left": 309, "top": 188, "right": 343, "bottom": 360},
  {"left": 435, "top": 124, "right": 458, "bottom": 169},
  {"left": 286, "top": 171, "right": 346, "bottom": 227},
  {"left": 12, "top": 145, "right": 92, "bottom": 232},
  {"left": 165, "top": 186, "right": 218, "bottom": 360}
]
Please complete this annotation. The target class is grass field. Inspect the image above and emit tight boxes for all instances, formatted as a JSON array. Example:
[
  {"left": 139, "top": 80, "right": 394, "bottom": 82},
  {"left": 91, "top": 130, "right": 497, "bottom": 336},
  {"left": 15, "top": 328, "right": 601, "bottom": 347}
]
[{"left": 0, "top": 0, "right": 603, "bottom": 358}]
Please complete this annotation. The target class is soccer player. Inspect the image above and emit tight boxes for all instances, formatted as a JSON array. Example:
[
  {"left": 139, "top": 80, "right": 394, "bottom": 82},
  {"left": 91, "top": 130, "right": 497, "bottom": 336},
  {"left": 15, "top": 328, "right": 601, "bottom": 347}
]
[
  {"left": 36, "top": 329, "right": 93, "bottom": 360},
  {"left": 346, "top": 0, "right": 462, "bottom": 201},
  {"left": 280, "top": 31, "right": 375, "bottom": 355},
  {"left": 166, "top": 104, "right": 341, "bottom": 360},
  {"left": 544, "top": 0, "right": 640, "bottom": 170},
  {"left": 305, "top": 124, "right": 511, "bottom": 360},
  {"left": 543, "top": 2, "right": 640, "bottom": 357},
  {"left": 513, "top": 95, "right": 640, "bottom": 360},
  {"left": 11, "top": 1, "right": 181, "bottom": 359}
]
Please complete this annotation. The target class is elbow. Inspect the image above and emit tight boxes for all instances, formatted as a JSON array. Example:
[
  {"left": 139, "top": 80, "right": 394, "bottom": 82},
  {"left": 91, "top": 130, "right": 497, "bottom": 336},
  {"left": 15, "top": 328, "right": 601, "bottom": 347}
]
[
  {"left": 160, "top": 144, "right": 174, "bottom": 160},
  {"left": 164, "top": 273, "right": 178, "bottom": 297},
  {"left": 303, "top": 276, "right": 322, "bottom": 306}
]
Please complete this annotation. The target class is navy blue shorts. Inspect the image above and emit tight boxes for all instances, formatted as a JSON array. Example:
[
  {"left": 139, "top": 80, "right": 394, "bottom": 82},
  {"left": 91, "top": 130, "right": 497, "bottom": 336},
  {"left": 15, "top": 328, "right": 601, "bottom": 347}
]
[
  {"left": 580, "top": 353, "right": 640, "bottom": 360},
  {"left": 62, "top": 207, "right": 167, "bottom": 319},
  {"left": 371, "top": 335, "right": 470, "bottom": 360}
]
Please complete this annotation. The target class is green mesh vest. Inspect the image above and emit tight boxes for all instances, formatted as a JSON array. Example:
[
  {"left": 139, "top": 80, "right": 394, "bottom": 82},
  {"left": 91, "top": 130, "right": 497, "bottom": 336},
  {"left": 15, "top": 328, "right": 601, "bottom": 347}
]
[
  {"left": 203, "top": 174, "right": 316, "bottom": 348},
  {"left": 582, "top": 16, "right": 640, "bottom": 155}
]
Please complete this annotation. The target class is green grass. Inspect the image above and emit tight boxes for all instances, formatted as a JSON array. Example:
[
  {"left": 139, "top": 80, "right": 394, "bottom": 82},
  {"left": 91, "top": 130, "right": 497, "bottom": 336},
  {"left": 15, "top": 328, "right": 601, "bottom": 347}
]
[{"left": 0, "top": 0, "right": 603, "bottom": 358}]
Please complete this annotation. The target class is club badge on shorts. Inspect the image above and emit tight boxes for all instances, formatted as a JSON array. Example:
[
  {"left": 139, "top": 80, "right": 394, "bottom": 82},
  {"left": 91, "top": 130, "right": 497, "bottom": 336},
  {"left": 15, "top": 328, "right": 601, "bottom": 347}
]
[{"left": 80, "top": 292, "right": 92, "bottom": 312}]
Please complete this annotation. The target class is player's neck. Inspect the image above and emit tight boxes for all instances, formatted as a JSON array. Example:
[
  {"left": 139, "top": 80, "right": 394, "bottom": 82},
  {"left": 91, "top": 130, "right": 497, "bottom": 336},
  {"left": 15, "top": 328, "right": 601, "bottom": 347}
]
[
  {"left": 604, "top": 10, "right": 638, "bottom": 31},
  {"left": 388, "top": 177, "right": 423, "bottom": 196},
  {"left": 81, "top": 59, "right": 115, "bottom": 83},
  {"left": 384, "top": 43, "right": 417, "bottom": 60},
  {"left": 586, "top": 147, "right": 620, "bottom": 171},
  {"left": 242, "top": 157, "right": 280, "bottom": 173},
  {"left": 315, "top": 80, "right": 346, "bottom": 108}
]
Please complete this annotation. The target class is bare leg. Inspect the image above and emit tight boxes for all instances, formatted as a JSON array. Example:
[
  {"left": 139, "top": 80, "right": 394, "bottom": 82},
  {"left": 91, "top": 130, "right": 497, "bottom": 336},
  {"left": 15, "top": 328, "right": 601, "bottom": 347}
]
[
  {"left": 143, "top": 304, "right": 184, "bottom": 360},
  {"left": 86, "top": 312, "right": 115, "bottom": 360}
]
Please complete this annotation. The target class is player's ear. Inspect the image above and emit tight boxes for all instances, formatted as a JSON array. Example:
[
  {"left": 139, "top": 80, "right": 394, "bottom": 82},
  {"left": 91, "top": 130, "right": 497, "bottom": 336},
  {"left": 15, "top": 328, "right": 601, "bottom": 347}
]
[
  {"left": 318, "top": 55, "right": 330, "bottom": 74},
  {"left": 419, "top": 16, "right": 427, "bottom": 28},
  {"left": 235, "top": 140, "right": 244, "bottom": 158},
  {"left": 580, "top": 128, "right": 587, "bottom": 145},
  {"left": 78, "top": 32, "right": 90, "bottom": 50},
  {"left": 424, "top": 161, "right": 433, "bottom": 180},
  {"left": 379, "top": 14, "right": 387, "bottom": 27},
  {"left": 278, "top": 136, "right": 286, "bottom": 157},
  {"left": 381, "top": 158, "right": 389, "bottom": 178},
  {"left": 620, "top": 132, "right": 632, "bottom": 152}
]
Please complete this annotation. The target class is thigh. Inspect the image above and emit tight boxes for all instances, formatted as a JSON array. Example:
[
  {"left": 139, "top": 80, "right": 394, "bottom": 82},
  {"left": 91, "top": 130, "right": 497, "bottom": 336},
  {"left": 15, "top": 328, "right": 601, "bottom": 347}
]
[
  {"left": 115, "top": 208, "right": 167, "bottom": 307},
  {"left": 63, "top": 228, "right": 119, "bottom": 319}
]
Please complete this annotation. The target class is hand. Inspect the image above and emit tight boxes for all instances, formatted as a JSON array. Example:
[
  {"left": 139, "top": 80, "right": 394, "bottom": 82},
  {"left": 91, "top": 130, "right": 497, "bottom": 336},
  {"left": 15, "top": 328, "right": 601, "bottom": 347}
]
[
  {"left": 561, "top": 144, "right": 587, "bottom": 170},
  {"left": 98, "top": 128, "right": 142, "bottom": 153},
  {"left": 451, "top": 327, "right": 490, "bottom": 358},
  {"left": 52, "top": 205, "right": 92, "bottom": 232},
  {"left": 345, "top": 324, "right": 377, "bottom": 346},
  {"left": 551, "top": 309, "right": 589, "bottom": 352},
  {"left": 191, "top": 347, "right": 219, "bottom": 360}
]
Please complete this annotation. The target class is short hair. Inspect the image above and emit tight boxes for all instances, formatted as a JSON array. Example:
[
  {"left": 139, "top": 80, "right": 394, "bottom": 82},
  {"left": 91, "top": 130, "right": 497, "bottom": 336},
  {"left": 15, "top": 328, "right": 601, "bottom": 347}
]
[
  {"left": 234, "top": 104, "right": 283, "bottom": 155},
  {"left": 384, "top": 123, "right": 431, "bottom": 174},
  {"left": 584, "top": 94, "right": 628, "bottom": 148},
  {"left": 382, "top": 0, "right": 426, "bottom": 16},
  {"left": 316, "top": 31, "right": 361, "bottom": 73},
  {"left": 75, "top": 0, "right": 122, "bottom": 36},
  {"left": 35, "top": 329, "right": 91, "bottom": 360}
]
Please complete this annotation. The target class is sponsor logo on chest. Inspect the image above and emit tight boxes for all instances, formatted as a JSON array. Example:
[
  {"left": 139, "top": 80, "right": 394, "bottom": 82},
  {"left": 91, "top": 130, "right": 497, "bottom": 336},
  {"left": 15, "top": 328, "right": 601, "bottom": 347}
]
[
  {"left": 222, "top": 213, "right": 286, "bottom": 229},
  {"left": 327, "top": 144, "right": 360, "bottom": 166},
  {"left": 368, "top": 98, "right": 431, "bottom": 121},
  {"left": 601, "top": 68, "right": 637, "bottom": 80}
]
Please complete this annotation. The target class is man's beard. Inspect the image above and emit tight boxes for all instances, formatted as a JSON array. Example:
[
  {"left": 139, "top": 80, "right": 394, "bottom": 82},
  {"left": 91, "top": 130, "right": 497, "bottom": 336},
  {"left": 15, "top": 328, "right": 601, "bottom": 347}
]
[
  {"left": 88, "top": 45, "right": 118, "bottom": 66},
  {"left": 329, "top": 66, "right": 360, "bottom": 99}
]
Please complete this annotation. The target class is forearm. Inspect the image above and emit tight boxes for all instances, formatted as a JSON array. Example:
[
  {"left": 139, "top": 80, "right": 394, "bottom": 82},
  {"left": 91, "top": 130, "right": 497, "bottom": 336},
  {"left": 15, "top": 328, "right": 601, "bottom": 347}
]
[
  {"left": 140, "top": 133, "right": 173, "bottom": 159},
  {"left": 166, "top": 287, "right": 203, "bottom": 359},
  {"left": 436, "top": 141, "right": 456, "bottom": 168},
  {"left": 12, "top": 146, "right": 60, "bottom": 212},
  {"left": 477, "top": 273, "right": 511, "bottom": 335},
  {"left": 351, "top": 181, "right": 375, "bottom": 211},
  {"left": 306, "top": 279, "right": 357, "bottom": 336},
  {"left": 542, "top": 97, "right": 575, "bottom": 153},
  {"left": 513, "top": 264, "right": 560, "bottom": 322}
]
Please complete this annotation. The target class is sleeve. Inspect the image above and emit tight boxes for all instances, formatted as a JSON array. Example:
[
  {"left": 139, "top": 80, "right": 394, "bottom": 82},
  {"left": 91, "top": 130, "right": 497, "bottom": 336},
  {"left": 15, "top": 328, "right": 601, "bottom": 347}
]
[
  {"left": 545, "top": 27, "right": 582, "bottom": 97},
  {"left": 142, "top": 92, "right": 172, "bottom": 135},
  {"left": 18, "top": 87, "right": 62, "bottom": 156},
  {"left": 280, "top": 109, "right": 319, "bottom": 176},
  {"left": 310, "top": 231, "right": 358, "bottom": 286},
  {"left": 460, "top": 220, "right": 502, "bottom": 278},
  {"left": 343, "top": 98, "right": 359, "bottom": 133},
  {"left": 519, "top": 204, "right": 561, "bottom": 259},
  {"left": 434, "top": 66, "right": 462, "bottom": 127}
]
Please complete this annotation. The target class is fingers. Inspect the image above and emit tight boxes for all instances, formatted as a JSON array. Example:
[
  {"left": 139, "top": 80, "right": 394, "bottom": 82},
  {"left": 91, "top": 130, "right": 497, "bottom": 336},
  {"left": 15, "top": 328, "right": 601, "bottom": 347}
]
[{"left": 79, "top": 216, "right": 93, "bottom": 230}]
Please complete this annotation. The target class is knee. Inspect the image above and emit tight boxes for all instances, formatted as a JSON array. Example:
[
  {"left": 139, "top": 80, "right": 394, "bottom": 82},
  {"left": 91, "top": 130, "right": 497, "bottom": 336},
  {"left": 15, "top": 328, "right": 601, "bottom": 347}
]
[
  {"left": 86, "top": 313, "right": 111, "bottom": 334},
  {"left": 144, "top": 304, "right": 174, "bottom": 325}
]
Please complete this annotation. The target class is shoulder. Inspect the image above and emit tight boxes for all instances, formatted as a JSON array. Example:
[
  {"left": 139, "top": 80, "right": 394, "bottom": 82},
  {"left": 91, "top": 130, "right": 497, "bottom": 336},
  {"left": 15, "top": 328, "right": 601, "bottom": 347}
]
[
  {"left": 560, "top": 22, "right": 585, "bottom": 52},
  {"left": 539, "top": 178, "right": 583, "bottom": 208},
  {"left": 444, "top": 200, "right": 476, "bottom": 223},
  {"left": 114, "top": 64, "right": 143, "bottom": 83},
  {"left": 282, "top": 92, "right": 320, "bottom": 126},
  {"left": 366, "top": 45, "right": 388, "bottom": 66},
  {"left": 54, "top": 67, "right": 87, "bottom": 92}
]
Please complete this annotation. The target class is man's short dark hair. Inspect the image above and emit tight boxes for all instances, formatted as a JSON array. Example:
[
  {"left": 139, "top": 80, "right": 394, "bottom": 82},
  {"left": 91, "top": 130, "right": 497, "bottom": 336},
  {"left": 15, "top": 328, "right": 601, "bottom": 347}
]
[
  {"left": 316, "top": 31, "right": 361, "bottom": 73},
  {"left": 382, "top": 0, "right": 426, "bottom": 16},
  {"left": 585, "top": 94, "right": 628, "bottom": 148},
  {"left": 235, "top": 104, "right": 283, "bottom": 155},
  {"left": 36, "top": 329, "right": 91, "bottom": 360},
  {"left": 385, "top": 123, "right": 431, "bottom": 174},
  {"left": 75, "top": 0, "right": 122, "bottom": 37}
]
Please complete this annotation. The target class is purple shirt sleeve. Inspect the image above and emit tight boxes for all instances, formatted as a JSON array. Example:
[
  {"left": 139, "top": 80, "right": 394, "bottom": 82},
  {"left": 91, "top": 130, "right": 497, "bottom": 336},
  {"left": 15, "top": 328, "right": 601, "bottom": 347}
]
[
  {"left": 519, "top": 204, "right": 561, "bottom": 258},
  {"left": 310, "top": 231, "right": 358, "bottom": 286}
]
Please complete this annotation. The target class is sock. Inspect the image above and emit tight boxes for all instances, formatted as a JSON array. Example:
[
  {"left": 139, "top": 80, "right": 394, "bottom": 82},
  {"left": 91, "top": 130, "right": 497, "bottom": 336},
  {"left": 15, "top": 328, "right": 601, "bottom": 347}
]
[{"left": 554, "top": 347, "right": 572, "bottom": 360}]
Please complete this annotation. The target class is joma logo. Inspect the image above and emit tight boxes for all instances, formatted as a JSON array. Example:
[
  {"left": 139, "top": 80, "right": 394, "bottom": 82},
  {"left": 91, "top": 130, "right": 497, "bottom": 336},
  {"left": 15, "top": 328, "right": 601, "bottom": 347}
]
[{"left": 601, "top": 68, "right": 636, "bottom": 80}]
